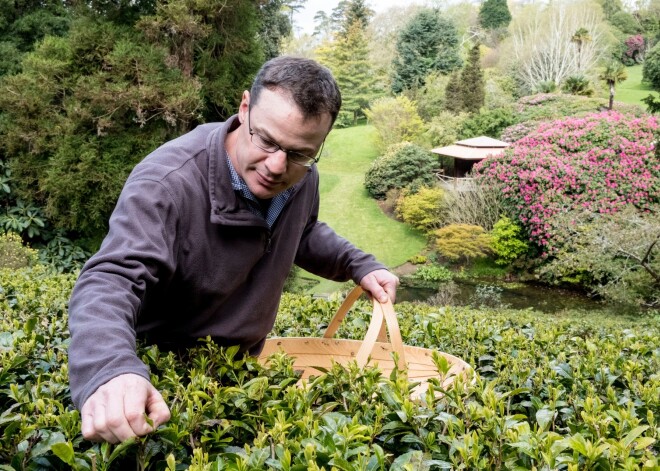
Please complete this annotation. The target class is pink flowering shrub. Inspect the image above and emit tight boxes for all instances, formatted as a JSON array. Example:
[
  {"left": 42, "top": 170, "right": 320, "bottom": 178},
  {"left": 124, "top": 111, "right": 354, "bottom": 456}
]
[
  {"left": 473, "top": 111, "right": 660, "bottom": 259},
  {"left": 624, "top": 34, "right": 645, "bottom": 64}
]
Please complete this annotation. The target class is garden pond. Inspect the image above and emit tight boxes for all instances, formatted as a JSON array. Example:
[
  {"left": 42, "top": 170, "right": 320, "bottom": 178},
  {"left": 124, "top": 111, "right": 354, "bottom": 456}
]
[{"left": 396, "top": 279, "right": 610, "bottom": 313}]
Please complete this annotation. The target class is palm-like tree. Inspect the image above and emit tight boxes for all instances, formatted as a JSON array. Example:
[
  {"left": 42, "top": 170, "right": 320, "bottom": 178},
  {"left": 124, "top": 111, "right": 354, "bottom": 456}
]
[
  {"left": 599, "top": 61, "right": 628, "bottom": 110},
  {"left": 571, "top": 28, "right": 591, "bottom": 71}
]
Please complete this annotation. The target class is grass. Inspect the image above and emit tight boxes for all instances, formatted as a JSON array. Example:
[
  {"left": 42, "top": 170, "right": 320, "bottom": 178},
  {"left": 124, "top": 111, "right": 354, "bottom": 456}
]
[
  {"left": 301, "top": 124, "right": 426, "bottom": 295},
  {"left": 616, "top": 64, "right": 658, "bottom": 107}
]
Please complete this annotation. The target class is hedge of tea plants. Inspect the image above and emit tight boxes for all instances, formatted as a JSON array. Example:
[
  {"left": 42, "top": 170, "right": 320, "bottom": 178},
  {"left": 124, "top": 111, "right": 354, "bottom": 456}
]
[{"left": 1, "top": 266, "right": 659, "bottom": 470}]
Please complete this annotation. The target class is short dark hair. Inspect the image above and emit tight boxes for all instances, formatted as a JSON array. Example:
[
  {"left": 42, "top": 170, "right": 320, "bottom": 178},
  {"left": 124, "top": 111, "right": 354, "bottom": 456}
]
[{"left": 250, "top": 56, "right": 342, "bottom": 126}]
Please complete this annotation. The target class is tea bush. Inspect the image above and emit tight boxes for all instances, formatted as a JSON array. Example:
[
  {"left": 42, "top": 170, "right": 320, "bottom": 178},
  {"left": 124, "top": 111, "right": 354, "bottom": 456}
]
[{"left": 1, "top": 267, "right": 659, "bottom": 469}]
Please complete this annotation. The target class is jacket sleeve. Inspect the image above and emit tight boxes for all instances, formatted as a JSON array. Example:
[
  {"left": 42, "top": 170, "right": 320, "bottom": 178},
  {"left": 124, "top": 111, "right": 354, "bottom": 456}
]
[
  {"left": 67, "top": 178, "right": 179, "bottom": 410},
  {"left": 293, "top": 175, "right": 387, "bottom": 283}
]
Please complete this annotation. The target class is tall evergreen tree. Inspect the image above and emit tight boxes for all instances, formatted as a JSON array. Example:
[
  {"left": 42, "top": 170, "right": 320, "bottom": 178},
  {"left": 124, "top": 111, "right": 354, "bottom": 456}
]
[
  {"left": 444, "top": 71, "right": 463, "bottom": 114},
  {"left": 317, "top": 19, "right": 378, "bottom": 126},
  {"left": 257, "top": 0, "right": 293, "bottom": 60},
  {"left": 478, "top": 0, "right": 512, "bottom": 30},
  {"left": 460, "top": 43, "right": 485, "bottom": 113},
  {"left": 342, "top": 0, "right": 373, "bottom": 35},
  {"left": 391, "top": 9, "right": 462, "bottom": 93}
]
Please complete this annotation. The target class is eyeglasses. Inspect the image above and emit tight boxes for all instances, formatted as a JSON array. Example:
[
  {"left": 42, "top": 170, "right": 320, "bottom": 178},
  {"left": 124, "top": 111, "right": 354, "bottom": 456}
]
[{"left": 248, "top": 108, "right": 324, "bottom": 167}]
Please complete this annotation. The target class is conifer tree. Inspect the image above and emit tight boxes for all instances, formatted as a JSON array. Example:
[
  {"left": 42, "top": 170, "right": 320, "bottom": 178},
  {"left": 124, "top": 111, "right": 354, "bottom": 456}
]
[
  {"left": 391, "top": 9, "right": 462, "bottom": 93},
  {"left": 444, "top": 71, "right": 463, "bottom": 114},
  {"left": 478, "top": 0, "right": 512, "bottom": 30},
  {"left": 460, "top": 43, "right": 485, "bottom": 113},
  {"left": 317, "top": 7, "right": 378, "bottom": 126}
]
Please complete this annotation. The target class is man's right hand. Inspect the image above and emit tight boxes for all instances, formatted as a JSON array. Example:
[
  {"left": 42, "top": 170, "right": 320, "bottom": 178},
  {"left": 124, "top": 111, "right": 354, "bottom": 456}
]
[{"left": 81, "top": 373, "right": 171, "bottom": 443}]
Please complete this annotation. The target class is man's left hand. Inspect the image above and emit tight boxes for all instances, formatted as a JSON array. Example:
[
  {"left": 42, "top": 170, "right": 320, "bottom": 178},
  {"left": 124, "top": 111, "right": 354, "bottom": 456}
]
[{"left": 359, "top": 269, "right": 399, "bottom": 304}]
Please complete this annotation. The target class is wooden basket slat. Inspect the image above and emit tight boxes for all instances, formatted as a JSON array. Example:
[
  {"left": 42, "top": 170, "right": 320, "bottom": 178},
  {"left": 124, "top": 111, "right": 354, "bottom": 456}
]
[{"left": 259, "top": 287, "right": 471, "bottom": 395}]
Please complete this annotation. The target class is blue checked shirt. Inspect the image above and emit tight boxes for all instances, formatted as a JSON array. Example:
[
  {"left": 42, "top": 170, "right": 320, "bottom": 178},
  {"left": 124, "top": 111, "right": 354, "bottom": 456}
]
[{"left": 226, "top": 153, "right": 293, "bottom": 228}]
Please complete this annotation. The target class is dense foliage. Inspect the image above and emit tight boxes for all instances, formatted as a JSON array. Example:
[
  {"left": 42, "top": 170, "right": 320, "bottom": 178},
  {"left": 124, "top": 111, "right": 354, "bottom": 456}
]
[
  {"left": 365, "top": 96, "right": 425, "bottom": 151},
  {"left": 434, "top": 224, "right": 492, "bottom": 263},
  {"left": 395, "top": 187, "right": 444, "bottom": 233},
  {"left": 390, "top": 9, "right": 462, "bottom": 94},
  {"left": 364, "top": 143, "right": 438, "bottom": 200},
  {"left": 643, "top": 41, "right": 660, "bottom": 90},
  {"left": 0, "top": 0, "right": 294, "bottom": 248},
  {"left": 478, "top": 0, "right": 512, "bottom": 30},
  {"left": 1, "top": 267, "right": 659, "bottom": 469}
]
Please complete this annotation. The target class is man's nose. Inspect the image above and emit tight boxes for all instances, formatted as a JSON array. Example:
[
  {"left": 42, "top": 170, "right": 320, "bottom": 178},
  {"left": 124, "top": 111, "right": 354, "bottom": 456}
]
[{"left": 265, "top": 149, "right": 288, "bottom": 174}]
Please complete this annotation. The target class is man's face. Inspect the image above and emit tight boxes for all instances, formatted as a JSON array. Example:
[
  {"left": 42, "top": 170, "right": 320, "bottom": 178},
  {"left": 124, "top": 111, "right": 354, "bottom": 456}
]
[{"left": 229, "top": 88, "right": 331, "bottom": 200}]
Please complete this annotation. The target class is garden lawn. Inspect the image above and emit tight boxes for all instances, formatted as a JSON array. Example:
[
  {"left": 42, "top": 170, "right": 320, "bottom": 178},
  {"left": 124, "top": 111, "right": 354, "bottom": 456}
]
[
  {"left": 304, "top": 124, "right": 426, "bottom": 294},
  {"left": 616, "top": 64, "right": 658, "bottom": 107}
]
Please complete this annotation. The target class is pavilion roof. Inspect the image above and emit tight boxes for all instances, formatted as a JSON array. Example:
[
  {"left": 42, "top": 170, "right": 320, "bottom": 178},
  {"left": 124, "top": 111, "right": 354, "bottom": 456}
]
[{"left": 431, "top": 136, "right": 510, "bottom": 161}]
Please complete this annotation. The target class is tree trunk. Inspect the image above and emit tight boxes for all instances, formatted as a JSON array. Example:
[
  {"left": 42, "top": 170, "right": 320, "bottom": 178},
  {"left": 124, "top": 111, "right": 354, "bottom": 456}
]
[{"left": 609, "top": 82, "right": 615, "bottom": 110}]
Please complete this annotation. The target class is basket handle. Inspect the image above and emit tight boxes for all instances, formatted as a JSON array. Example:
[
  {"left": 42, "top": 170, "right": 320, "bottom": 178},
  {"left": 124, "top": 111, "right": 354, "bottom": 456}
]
[{"left": 322, "top": 286, "right": 406, "bottom": 370}]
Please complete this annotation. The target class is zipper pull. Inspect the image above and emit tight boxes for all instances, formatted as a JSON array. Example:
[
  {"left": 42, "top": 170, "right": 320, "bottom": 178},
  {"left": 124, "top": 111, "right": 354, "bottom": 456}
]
[{"left": 264, "top": 235, "right": 272, "bottom": 253}]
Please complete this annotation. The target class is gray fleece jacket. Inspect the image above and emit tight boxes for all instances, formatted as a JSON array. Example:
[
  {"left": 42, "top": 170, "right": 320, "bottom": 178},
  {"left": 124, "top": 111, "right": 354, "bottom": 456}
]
[{"left": 67, "top": 116, "right": 386, "bottom": 409}]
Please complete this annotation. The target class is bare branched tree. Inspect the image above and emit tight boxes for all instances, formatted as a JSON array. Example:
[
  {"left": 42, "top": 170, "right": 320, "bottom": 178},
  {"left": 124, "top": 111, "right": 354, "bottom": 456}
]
[{"left": 510, "top": 1, "right": 608, "bottom": 91}]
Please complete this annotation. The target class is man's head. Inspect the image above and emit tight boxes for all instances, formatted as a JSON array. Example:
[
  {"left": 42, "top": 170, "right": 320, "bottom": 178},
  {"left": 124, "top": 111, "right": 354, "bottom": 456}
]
[
  {"left": 226, "top": 57, "right": 341, "bottom": 200},
  {"left": 250, "top": 56, "right": 342, "bottom": 129}
]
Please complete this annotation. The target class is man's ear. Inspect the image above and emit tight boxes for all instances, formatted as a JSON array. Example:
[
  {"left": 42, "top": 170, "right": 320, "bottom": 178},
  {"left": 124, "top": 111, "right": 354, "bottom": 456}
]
[{"left": 238, "top": 90, "right": 250, "bottom": 123}]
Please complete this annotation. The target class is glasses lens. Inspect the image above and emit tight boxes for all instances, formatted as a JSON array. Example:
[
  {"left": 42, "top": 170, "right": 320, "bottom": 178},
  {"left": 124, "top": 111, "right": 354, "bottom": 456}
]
[
  {"left": 287, "top": 151, "right": 315, "bottom": 167},
  {"left": 251, "top": 133, "right": 278, "bottom": 153}
]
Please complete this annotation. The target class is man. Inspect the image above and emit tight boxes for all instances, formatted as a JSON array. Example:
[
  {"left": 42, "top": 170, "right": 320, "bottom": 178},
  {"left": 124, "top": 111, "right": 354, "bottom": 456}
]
[{"left": 68, "top": 56, "right": 399, "bottom": 444}]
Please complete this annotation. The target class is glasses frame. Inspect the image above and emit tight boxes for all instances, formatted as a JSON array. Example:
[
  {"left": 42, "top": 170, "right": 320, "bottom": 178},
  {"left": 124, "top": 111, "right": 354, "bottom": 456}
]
[{"left": 247, "top": 107, "right": 324, "bottom": 168}]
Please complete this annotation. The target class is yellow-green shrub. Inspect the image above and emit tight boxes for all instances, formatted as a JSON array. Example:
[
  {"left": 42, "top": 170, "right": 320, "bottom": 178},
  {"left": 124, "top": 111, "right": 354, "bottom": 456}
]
[
  {"left": 0, "top": 231, "right": 37, "bottom": 269},
  {"left": 435, "top": 224, "right": 492, "bottom": 262},
  {"left": 395, "top": 186, "right": 444, "bottom": 233}
]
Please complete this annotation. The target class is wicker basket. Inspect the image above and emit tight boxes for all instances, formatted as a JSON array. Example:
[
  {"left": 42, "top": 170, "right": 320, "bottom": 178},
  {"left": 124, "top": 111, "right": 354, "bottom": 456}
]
[{"left": 259, "top": 286, "right": 471, "bottom": 397}]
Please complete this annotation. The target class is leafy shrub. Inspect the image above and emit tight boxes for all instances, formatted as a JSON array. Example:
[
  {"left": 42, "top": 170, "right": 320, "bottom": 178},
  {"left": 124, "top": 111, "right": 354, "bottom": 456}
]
[
  {"left": 500, "top": 120, "right": 539, "bottom": 143},
  {"left": 365, "top": 95, "right": 425, "bottom": 151},
  {"left": 459, "top": 107, "right": 517, "bottom": 139},
  {"left": 541, "top": 207, "right": 660, "bottom": 307},
  {"left": 413, "top": 71, "right": 450, "bottom": 121},
  {"left": 364, "top": 143, "right": 438, "bottom": 199},
  {"left": 412, "top": 263, "right": 453, "bottom": 283},
  {"left": 643, "top": 40, "right": 660, "bottom": 90},
  {"left": 422, "top": 111, "right": 468, "bottom": 148},
  {"left": 561, "top": 75, "right": 594, "bottom": 96},
  {"left": 535, "top": 80, "right": 558, "bottom": 93},
  {"left": 435, "top": 224, "right": 492, "bottom": 262},
  {"left": 2, "top": 269, "right": 660, "bottom": 469},
  {"left": 474, "top": 111, "right": 660, "bottom": 257},
  {"left": 0, "top": 231, "right": 37, "bottom": 269},
  {"left": 395, "top": 186, "right": 444, "bottom": 233},
  {"left": 407, "top": 254, "right": 427, "bottom": 264},
  {"left": 623, "top": 34, "right": 645, "bottom": 64},
  {"left": 37, "top": 231, "right": 90, "bottom": 273},
  {"left": 490, "top": 216, "right": 529, "bottom": 266}
]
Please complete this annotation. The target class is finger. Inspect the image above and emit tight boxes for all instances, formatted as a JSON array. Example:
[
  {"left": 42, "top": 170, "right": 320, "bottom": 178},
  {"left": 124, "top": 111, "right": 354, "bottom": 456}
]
[
  {"left": 104, "top": 391, "right": 137, "bottom": 443},
  {"left": 145, "top": 388, "right": 171, "bottom": 429},
  {"left": 91, "top": 401, "right": 121, "bottom": 444},
  {"left": 124, "top": 387, "right": 152, "bottom": 436},
  {"left": 366, "top": 279, "right": 389, "bottom": 304},
  {"left": 81, "top": 402, "right": 102, "bottom": 442}
]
